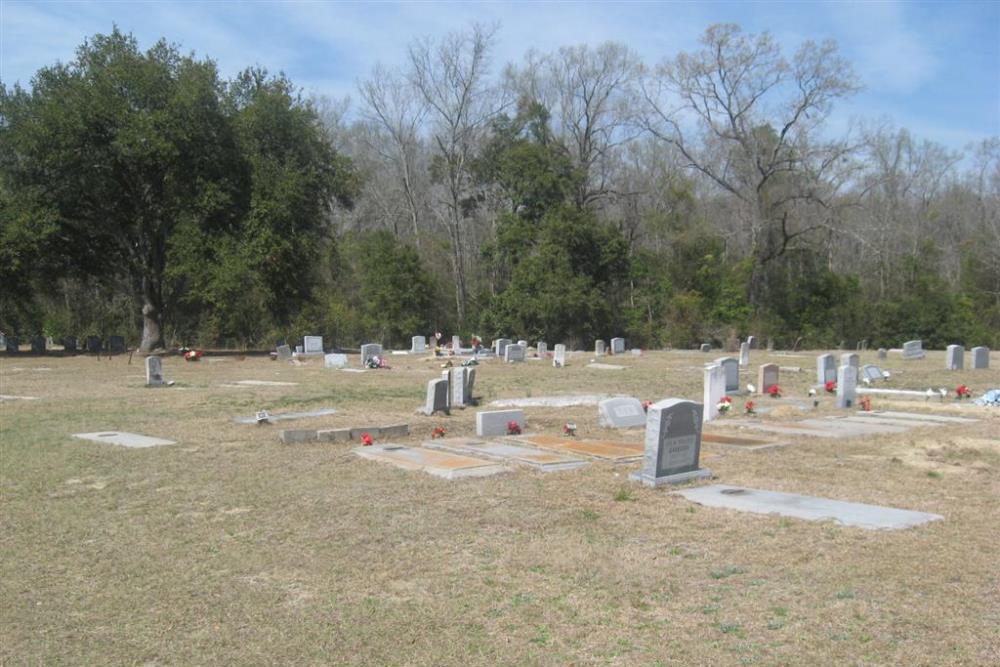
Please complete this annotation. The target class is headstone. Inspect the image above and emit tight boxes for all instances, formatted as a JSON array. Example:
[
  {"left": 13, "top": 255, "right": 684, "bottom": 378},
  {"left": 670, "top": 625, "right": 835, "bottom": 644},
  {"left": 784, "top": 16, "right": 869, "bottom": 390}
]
[
  {"left": 5, "top": 336, "right": 19, "bottom": 354},
  {"left": 73, "top": 431, "right": 175, "bottom": 448},
  {"left": 517, "top": 339, "right": 528, "bottom": 350},
  {"left": 295, "top": 345, "right": 303, "bottom": 354},
  {"left": 420, "top": 378, "right": 449, "bottom": 416},
  {"left": 494, "top": 338, "right": 512, "bottom": 357},
  {"left": 303, "top": 335, "right": 324, "bottom": 355},
  {"left": 63, "top": 336, "right": 77, "bottom": 353},
  {"left": 766, "top": 338, "right": 775, "bottom": 352},
  {"left": 360, "top": 343, "right": 382, "bottom": 366},
  {"left": 0, "top": 333, "right": 5, "bottom": 349},
  {"left": 971, "top": 346, "right": 990, "bottom": 369},
  {"left": 276, "top": 344, "right": 292, "bottom": 362},
  {"left": 757, "top": 363, "right": 779, "bottom": 395},
  {"left": 597, "top": 397, "right": 646, "bottom": 428},
  {"left": 411, "top": 335, "right": 426, "bottom": 354},
  {"left": 108, "top": 336, "right": 125, "bottom": 354},
  {"left": 840, "top": 352, "right": 860, "bottom": 369},
  {"left": 836, "top": 364, "right": 857, "bottom": 409},
  {"left": 466, "top": 367, "right": 477, "bottom": 399},
  {"left": 610, "top": 337, "right": 625, "bottom": 355},
  {"left": 902, "top": 340, "right": 924, "bottom": 360},
  {"left": 747, "top": 335, "right": 756, "bottom": 349},
  {"left": 739, "top": 342, "right": 749, "bottom": 367},
  {"left": 451, "top": 366, "right": 469, "bottom": 406},
  {"left": 145, "top": 356, "right": 165, "bottom": 386},
  {"left": 504, "top": 343, "right": 526, "bottom": 363},
  {"left": 30, "top": 335, "right": 46, "bottom": 354},
  {"left": 441, "top": 369, "right": 453, "bottom": 409},
  {"left": 860, "top": 364, "right": 883, "bottom": 383},
  {"left": 713, "top": 357, "right": 739, "bottom": 392},
  {"left": 630, "top": 399, "right": 711, "bottom": 487},
  {"left": 595, "top": 340, "right": 606, "bottom": 356},
  {"left": 945, "top": 344, "right": 964, "bottom": 371},
  {"left": 878, "top": 348, "right": 887, "bottom": 360},
  {"left": 536, "top": 341, "right": 547, "bottom": 358},
  {"left": 324, "top": 353, "right": 348, "bottom": 369},
  {"left": 476, "top": 409, "right": 525, "bottom": 437},
  {"left": 816, "top": 354, "right": 836, "bottom": 385},
  {"left": 87, "top": 336, "right": 102, "bottom": 354},
  {"left": 452, "top": 335, "right": 461, "bottom": 351},
  {"left": 553, "top": 344, "right": 567, "bottom": 367},
  {"left": 699, "top": 343, "right": 711, "bottom": 353},
  {"left": 703, "top": 364, "right": 727, "bottom": 422}
]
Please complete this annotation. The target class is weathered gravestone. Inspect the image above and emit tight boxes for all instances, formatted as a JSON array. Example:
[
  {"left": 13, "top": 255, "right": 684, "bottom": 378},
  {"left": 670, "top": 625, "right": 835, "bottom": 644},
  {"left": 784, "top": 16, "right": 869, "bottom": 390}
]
[
  {"left": 597, "top": 397, "right": 646, "bottom": 428},
  {"left": 860, "top": 364, "right": 884, "bottom": 383},
  {"left": 610, "top": 337, "right": 625, "bottom": 355},
  {"left": 841, "top": 352, "right": 860, "bottom": 369},
  {"left": 303, "top": 336, "right": 324, "bottom": 355},
  {"left": 476, "top": 409, "right": 525, "bottom": 437},
  {"left": 360, "top": 343, "right": 382, "bottom": 366},
  {"left": 878, "top": 348, "right": 888, "bottom": 360},
  {"left": 739, "top": 342, "right": 750, "bottom": 368},
  {"left": 420, "top": 378, "right": 450, "bottom": 416},
  {"left": 411, "top": 336, "right": 427, "bottom": 354},
  {"left": 466, "top": 367, "right": 477, "bottom": 400},
  {"left": 836, "top": 364, "right": 858, "bottom": 409},
  {"left": 595, "top": 340, "right": 606, "bottom": 356},
  {"left": 30, "top": 336, "right": 46, "bottom": 355},
  {"left": 630, "top": 399, "right": 711, "bottom": 487},
  {"left": 324, "top": 353, "right": 348, "bottom": 369},
  {"left": 699, "top": 343, "right": 711, "bottom": 353},
  {"left": 86, "top": 336, "right": 102, "bottom": 354},
  {"left": 6, "top": 336, "right": 19, "bottom": 354},
  {"left": 451, "top": 367, "right": 469, "bottom": 407},
  {"left": 902, "top": 340, "right": 925, "bottom": 360},
  {"left": 553, "top": 344, "right": 567, "bottom": 367},
  {"left": 517, "top": 339, "right": 528, "bottom": 350},
  {"left": 971, "top": 346, "right": 990, "bottom": 369},
  {"left": 452, "top": 335, "right": 461, "bottom": 351},
  {"left": 108, "top": 336, "right": 126, "bottom": 354},
  {"left": 817, "top": 354, "right": 836, "bottom": 385},
  {"left": 703, "top": 364, "right": 727, "bottom": 422},
  {"left": 757, "top": 363, "right": 779, "bottom": 394},
  {"left": 0, "top": 332, "right": 5, "bottom": 349},
  {"left": 746, "top": 335, "right": 756, "bottom": 349},
  {"left": 494, "top": 338, "right": 512, "bottom": 357},
  {"left": 714, "top": 357, "right": 739, "bottom": 392},
  {"left": 945, "top": 344, "right": 964, "bottom": 371},
  {"left": 536, "top": 341, "right": 547, "bottom": 358},
  {"left": 295, "top": 345, "right": 303, "bottom": 354},
  {"left": 276, "top": 344, "right": 292, "bottom": 362},
  {"left": 63, "top": 336, "right": 77, "bottom": 353},
  {"left": 504, "top": 344, "right": 526, "bottom": 363},
  {"left": 145, "top": 356, "right": 165, "bottom": 387}
]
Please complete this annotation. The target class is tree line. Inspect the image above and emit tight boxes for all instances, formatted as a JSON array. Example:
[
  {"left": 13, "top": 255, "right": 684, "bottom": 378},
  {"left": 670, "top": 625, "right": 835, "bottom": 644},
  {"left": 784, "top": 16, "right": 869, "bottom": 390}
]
[{"left": 2, "top": 24, "right": 998, "bottom": 353}]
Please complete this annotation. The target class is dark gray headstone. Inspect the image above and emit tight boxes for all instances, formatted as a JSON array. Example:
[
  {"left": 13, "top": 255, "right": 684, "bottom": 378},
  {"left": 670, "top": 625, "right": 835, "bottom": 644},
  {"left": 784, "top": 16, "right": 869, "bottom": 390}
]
[
  {"left": 699, "top": 343, "right": 711, "bottom": 353},
  {"left": 504, "top": 343, "right": 526, "bottom": 363},
  {"left": 30, "top": 335, "right": 46, "bottom": 354},
  {"left": 108, "top": 336, "right": 126, "bottom": 354},
  {"left": 631, "top": 399, "right": 711, "bottom": 487},
  {"left": 713, "top": 357, "right": 739, "bottom": 392},
  {"left": 86, "top": 336, "right": 102, "bottom": 354},
  {"left": 63, "top": 336, "right": 78, "bottom": 353},
  {"left": 6, "top": 336, "right": 19, "bottom": 354}
]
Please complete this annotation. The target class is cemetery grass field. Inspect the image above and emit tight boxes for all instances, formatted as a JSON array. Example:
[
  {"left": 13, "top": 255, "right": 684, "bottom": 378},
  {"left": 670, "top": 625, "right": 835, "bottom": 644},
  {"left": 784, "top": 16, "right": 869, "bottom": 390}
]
[{"left": 2, "top": 350, "right": 999, "bottom": 666}]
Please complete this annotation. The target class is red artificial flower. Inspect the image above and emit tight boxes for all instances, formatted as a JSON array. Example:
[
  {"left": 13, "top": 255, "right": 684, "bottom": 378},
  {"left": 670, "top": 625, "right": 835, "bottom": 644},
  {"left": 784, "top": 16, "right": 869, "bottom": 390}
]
[
  {"left": 563, "top": 422, "right": 577, "bottom": 436},
  {"left": 956, "top": 385, "right": 972, "bottom": 399},
  {"left": 431, "top": 426, "right": 447, "bottom": 439},
  {"left": 184, "top": 349, "right": 202, "bottom": 361},
  {"left": 860, "top": 396, "right": 872, "bottom": 412},
  {"left": 825, "top": 380, "right": 836, "bottom": 393},
  {"left": 506, "top": 421, "right": 522, "bottom": 435},
  {"left": 766, "top": 384, "right": 782, "bottom": 398},
  {"left": 720, "top": 396, "right": 732, "bottom": 404},
  {"left": 641, "top": 400, "right": 653, "bottom": 412},
  {"left": 744, "top": 400, "right": 756, "bottom": 415},
  {"left": 361, "top": 432, "right": 374, "bottom": 446}
]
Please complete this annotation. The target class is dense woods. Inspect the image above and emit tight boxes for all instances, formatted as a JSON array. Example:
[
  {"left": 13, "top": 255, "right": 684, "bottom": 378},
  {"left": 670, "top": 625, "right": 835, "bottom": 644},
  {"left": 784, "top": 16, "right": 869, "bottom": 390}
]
[{"left": 2, "top": 25, "right": 998, "bottom": 351}]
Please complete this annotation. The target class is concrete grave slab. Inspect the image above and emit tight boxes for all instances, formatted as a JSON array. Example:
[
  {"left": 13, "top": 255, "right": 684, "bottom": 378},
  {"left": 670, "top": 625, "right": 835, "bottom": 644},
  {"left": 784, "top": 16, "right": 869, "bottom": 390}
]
[
  {"left": 354, "top": 444, "right": 506, "bottom": 479},
  {"left": 853, "top": 411, "right": 979, "bottom": 424},
  {"left": 674, "top": 485, "right": 943, "bottom": 530},
  {"left": 234, "top": 408, "right": 337, "bottom": 424},
  {"left": 800, "top": 417, "right": 907, "bottom": 435},
  {"left": 587, "top": 363, "right": 625, "bottom": 370},
  {"left": 490, "top": 394, "right": 619, "bottom": 408},
  {"left": 598, "top": 397, "right": 647, "bottom": 428},
  {"left": 701, "top": 432, "right": 790, "bottom": 451},
  {"left": 515, "top": 435, "right": 643, "bottom": 462},
  {"left": 73, "top": 431, "right": 176, "bottom": 448},
  {"left": 837, "top": 416, "right": 945, "bottom": 429},
  {"left": 0, "top": 395, "right": 41, "bottom": 401},
  {"left": 423, "top": 437, "right": 589, "bottom": 472},
  {"left": 233, "top": 380, "right": 299, "bottom": 386}
]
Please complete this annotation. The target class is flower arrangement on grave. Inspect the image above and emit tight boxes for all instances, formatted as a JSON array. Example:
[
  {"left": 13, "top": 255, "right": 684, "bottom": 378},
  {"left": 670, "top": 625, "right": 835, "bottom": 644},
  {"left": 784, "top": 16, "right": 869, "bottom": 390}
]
[
  {"left": 717, "top": 396, "right": 732, "bottom": 415},
  {"left": 744, "top": 400, "right": 756, "bottom": 416},
  {"left": 183, "top": 349, "right": 202, "bottom": 361},
  {"left": 859, "top": 396, "right": 872, "bottom": 412},
  {"left": 641, "top": 400, "right": 653, "bottom": 412},
  {"left": 360, "top": 432, "right": 374, "bottom": 446},
  {"left": 824, "top": 380, "right": 836, "bottom": 393},
  {"left": 956, "top": 385, "right": 972, "bottom": 400},
  {"left": 563, "top": 422, "right": 577, "bottom": 437},
  {"left": 506, "top": 421, "right": 522, "bottom": 435},
  {"left": 766, "top": 384, "right": 782, "bottom": 398},
  {"left": 431, "top": 426, "right": 447, "bottom": 439}
]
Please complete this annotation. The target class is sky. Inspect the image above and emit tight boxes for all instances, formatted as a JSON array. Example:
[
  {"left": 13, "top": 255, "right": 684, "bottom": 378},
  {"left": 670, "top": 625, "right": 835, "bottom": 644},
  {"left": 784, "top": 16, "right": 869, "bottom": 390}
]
[{"left": 2, "top": 1, "right": 998, "bottom": 152}]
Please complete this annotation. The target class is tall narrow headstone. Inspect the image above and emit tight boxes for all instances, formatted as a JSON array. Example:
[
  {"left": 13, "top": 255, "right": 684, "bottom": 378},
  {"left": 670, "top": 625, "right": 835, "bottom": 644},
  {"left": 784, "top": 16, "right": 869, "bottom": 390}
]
[
  {"left": 945, "top": 345, "right": 964, "bottom": 371},
  {"left": 86, "top": 336, "right": 102, "bottom": 354},
  {"left": 145, "top": 356, "right": 165, "bottom": 387},
  {"left": 466, "top": 367, "right": 477, "bottom": 400},
  {"left": 420, "top": 378, "right": 450, "bottom": 416},
  {"left": 971, "top": 346, "right": 990, "bottom": 369},
  {"left": 30, "top": 336, "right": 46, "bottom": 355},
  {"left": 817, "top": 354, "right": 836, "bottom": 385},
  {"left": 836, "top": 364, "right": 858, "bottom": 409},
  {"left": 902, "top": 340, "right": 924, "bottom": 360},
  {"left": 303, "top": 336, "right": 324, "bottom": 355},
  {"left": 536, "top": 341, "right": 547, "bottom": 358},
  {"left": 441, "top": 369, "right": 453, "bottom": 409},
  {"left": 703, "top": 364, "right": 727, "bottom": 422},
  {"left": 504, "top": 343, "right": 526, "bottom": 363},
  {"left": 757, "top": 363, "right": 779, "bottom": 395},
  {"left": 746, "top": 335, "right": 756, "bottom": 349},
  {"left": 840, "top": 353, "right": 860, "bottom": 369},
  {"left": 451, "top": 366, "right": 469, "bottom": 407},
  {"left": 63, "top": 336, "right": 78, "bottom": 354},
  {"left": 630, "top": 399, "right": 711, "bottom": 487},
  {"left": 452, "top": 335, "right": 461, "bottom": 351},
  {"left": 411, "top": 336, "right": 427, "bottom": 354},
  {"left": 739, "top": 342, "right": 749, "bottom": 368},
  {"left": 276, "top": 344, "right": 292, "bottom": 362},
  {"left": 713, "top": 357, "right": 739, "bottom": 392},
  {"left": 553, "top": 344, "right": 567, "bottom": 367},
  {"left": 595, "top": 340, "right": 606, "bottom": 356},
  {"left": 6, "top": 336, "right": 20, "bottom": 354},
  {"left": 360, "top": 343, "right": 382, "bottom": 366},
  {"left": 108, "top": 336, "right": 126, "bottom": 354},
  {"left": 610, "top": 337, "right": 625, "bottom": 355}
]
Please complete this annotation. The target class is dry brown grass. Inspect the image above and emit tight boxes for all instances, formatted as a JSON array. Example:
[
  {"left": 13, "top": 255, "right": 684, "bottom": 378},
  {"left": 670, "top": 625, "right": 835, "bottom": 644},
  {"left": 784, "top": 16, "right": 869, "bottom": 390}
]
[{"left": 2, "top": 348, "right": 999, "bottom": 665}]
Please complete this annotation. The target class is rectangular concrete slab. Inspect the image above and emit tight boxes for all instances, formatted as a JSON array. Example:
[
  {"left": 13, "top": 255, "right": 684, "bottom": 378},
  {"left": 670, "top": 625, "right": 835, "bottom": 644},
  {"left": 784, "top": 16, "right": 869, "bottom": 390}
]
[
  {"left": 513, "top": 435, "right": 643, "bottom": 462},
  {"left": 586, "top": 363, "right": 626, "bottom": 370},
  {"left": 701, "top": 432, "right": 790, "bottom": 451},
  {"left": 716, "top": 420, "right": 841, "bottom": 438},
  {"left": 233, "top": 380, "right": 299, "bottom": 386},
  {"left": 837, "top": 416, "right": 945, "bottom": 429},
  {"left": 674, "top": 485, "right": 943, "bottom": 530},
  {"left": 73, "top": 431, "right": 176, "bottom": 448},
  {"left": 234, "top": 408, "right": 336, "bottom": 424},
  {"left": 353, "top": 444, "right": 507, "bottom": 479},
  {"left": 855, "top": 411, "right": 979, "bottom": 424},
  {"left": 799, "top": 418, "right": 909, "bottom": 435},
  {"left": 423, "top": 437, "right": 589, "bottom": 472}
]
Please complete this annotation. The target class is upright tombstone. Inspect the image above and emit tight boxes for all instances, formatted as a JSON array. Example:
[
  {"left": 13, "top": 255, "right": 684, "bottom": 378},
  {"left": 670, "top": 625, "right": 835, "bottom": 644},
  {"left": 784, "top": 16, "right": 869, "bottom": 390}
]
[
  {"left": 86, "top": 336, "right": 102, "bottom": 354},
  {"left": 713, "top": 357, "right": 739, "bottom": 392},
  {"left": 610, "top": 337, "right": 625, "bottom": 355},
  {"left": 517, "top": 339, "right": 528, "bottom": 350},
  {"left": 324, "top": 353, "right": 348, "bottom": 369},
  {"left": 303, "top": 336, "right": 324, "bottom": 355},
  {"left": 817, "top": 354, "right": 836, "bottom": 385},
  {"left": 746, "top": 335, "right": 756, "bottom": 349},
  {"left": 630, "top": 399, "right": 711, "bottom": 487},
  {"left": 476, "top": 409, "right": 524, "bottom": 437},
  {"left": 0, "top": 332, "right": 5, "bottom": 349},
  {"left": 145, "top": 356, "right": 165, "bottom": 387},
  {"left": 452, "top": 335, "right": 461, "bottom": 351},
  {"left": 878, "top": 348, "right": 888, "bottom": 360},
  {"left": 739, "top": 342, "right": 750, "bottom": 368},
  {"left": 494, "top": 338, "right": 512, "bottom": 357},
  {"left": 411, "top": 336, "right": 427, "bottom": 354},
  {"left": 63, "top": 336, "right": 78, "bottom": 354},
  {"left": 30, "top": 336, "right": 46, "bottom": 355},
  {"left": 902, "top": 340, "right": 925, "bottom": 360},
  {"left": 703, "top": 364, "right": 727, "bottom": 422},
  {"left": 553, "top": 344, "right": 567, "bottom": 367},
  {"left": 276, "top": 344, "right": 293, "bottom": 362},
  {"left": 860, "top": 364, "right": 883, "bottom": 383},
  {"left": 6, "top": 336, "right": 19, "bottom": 354},
  {"left": 598, "top": 397, "right": 647, "bottom": 428},
  {"left": 945, "top": 345, "right": 964, "bottom": 371},
  {"left": 595, "top": 340, "right": 606, "bottom": 356},
  {"left": 451, "top": 366, "right": 469, "bottom": 407},
  {"left": 108, "top": 336, "right": 126, "bottom": 354},
  {"left": 420, "top": 378, "right": 450, "bottom": 416},
  {"left": 836, "top": 364, "right": 858, "bottom": 409},
  {"left": 536, "top": 341, "right": 547, "bottom": 358},
  {"left": 360, "top": 343, "right": 382, "bottom": 366},
  {"left": 441, "top": 369, "right": 453, "bottom": 409},
  {"left": 504, "top": 343, "right": 526, "bottom": 363},
  {"left": 757, "top": 363, "right": 779, "bottom": 395},
  {"left": 699, "top": 343, "right": 711, "bottom": 353},
  {"left": 841, "top": 352, "right": 860, "bottom": 369},
  {"left": 465, "top": 367, "right": 477, "bottom": 400},
  {"left": 971, "top": 346, "right": 990, "bottom": 369}
]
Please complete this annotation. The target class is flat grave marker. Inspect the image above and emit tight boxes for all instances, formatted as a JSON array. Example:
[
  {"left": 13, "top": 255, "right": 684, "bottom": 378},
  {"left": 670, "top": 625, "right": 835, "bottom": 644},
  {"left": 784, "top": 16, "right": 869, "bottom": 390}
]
[
  {"left": 423, "top": 437, "right": 588, "bottom": 472},
  {"left": 515, "top": 434, "right": 643, "bottom": 462},
  {"left": 354, "top": 444, "right": 506, "bottom": 480},
  {"left": 73, "top": 431, "right": 176, "bottom": 448},
  {"left": 598, "top": 397, "right": 647, "bottom": 428}
]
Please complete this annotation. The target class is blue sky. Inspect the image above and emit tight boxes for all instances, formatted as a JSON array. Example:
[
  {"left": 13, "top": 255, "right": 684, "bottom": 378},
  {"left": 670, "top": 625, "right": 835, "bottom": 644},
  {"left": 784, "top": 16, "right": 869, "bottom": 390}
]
[{"left": 2, "top": 1, "right": 998, "bottom": 151}]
